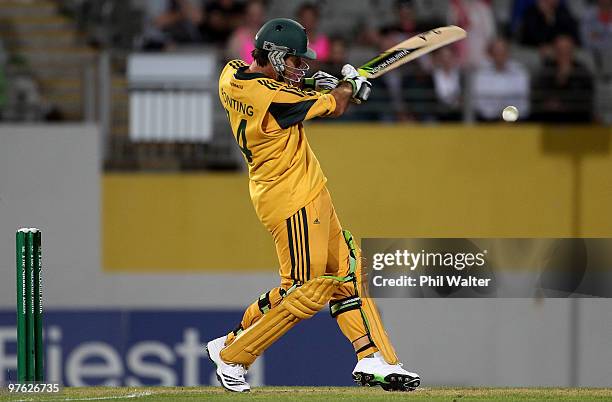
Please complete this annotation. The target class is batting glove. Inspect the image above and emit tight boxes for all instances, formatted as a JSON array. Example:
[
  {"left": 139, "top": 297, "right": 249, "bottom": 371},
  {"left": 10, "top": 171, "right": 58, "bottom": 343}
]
[
  {"left": 303, "top": 70, "right": 340, "bottom": 91},
  {"left": 341, "top": 64, "right": 372, "bottom": 103}
]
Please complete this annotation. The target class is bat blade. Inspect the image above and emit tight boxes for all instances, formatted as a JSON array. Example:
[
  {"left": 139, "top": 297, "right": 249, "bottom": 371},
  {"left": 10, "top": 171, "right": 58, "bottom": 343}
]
[{"left": 358, "top": 25, "right": 467, "bottom": 78}]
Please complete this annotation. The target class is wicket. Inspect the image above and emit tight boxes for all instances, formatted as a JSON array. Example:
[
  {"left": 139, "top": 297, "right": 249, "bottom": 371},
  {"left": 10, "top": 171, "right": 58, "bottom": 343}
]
[{"left": 16, "top": 228, "right": 44, "bottom": 382}]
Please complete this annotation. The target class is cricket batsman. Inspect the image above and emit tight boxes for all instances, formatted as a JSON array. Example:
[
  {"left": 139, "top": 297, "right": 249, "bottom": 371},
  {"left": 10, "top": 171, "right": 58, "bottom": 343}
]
[{"left": 206, "top": 18, "right": 421, "bottom": 392}]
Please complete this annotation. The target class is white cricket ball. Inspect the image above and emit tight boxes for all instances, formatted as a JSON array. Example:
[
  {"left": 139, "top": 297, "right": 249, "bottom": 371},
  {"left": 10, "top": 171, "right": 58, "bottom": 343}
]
[{"left": 502, "top": 106, "right": 519, "bottom": 122}]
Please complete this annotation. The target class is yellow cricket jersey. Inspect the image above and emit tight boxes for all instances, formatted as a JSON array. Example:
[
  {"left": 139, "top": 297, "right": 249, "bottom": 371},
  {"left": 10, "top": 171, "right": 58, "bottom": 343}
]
[{"left": 218, "top": 60, "right": 337, "bottom": 231}]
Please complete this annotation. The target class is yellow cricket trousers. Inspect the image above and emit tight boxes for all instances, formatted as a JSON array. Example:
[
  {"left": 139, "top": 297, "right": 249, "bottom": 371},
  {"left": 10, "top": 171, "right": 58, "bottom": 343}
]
[{"left": 226, "top": 187, "right": 379, "bottom": 358}]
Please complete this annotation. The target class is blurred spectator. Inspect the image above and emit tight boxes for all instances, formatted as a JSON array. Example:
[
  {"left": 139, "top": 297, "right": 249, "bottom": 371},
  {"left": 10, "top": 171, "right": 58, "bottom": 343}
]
[
  {"left": 138, "top": 1, "right": 166, "bottom": 50},
  {"left": 581, "top": 0, "right": 612, "bottom": 72},
  {"left": 448, "top": 0, "right": 497, "bottom": 67},
  {"left": 377, "top": 28, "right": 412, "bottom": 121},
  {"left": 3, "top": 61, "right": 44, "bottom": 122},
  {"left": 226, "top": 0, "right": 265, "bottom": 62},
  {"left": 432, "top": 46, "right": 463, "bottom": 121},
  {"left": 374, "top": 24, "right": 436, "bottom": 122},
  {"left": 532, "top": 35, "right": 593, "bottom": 122},
  {"left": 398, "top": 0, "right": 418, "bottom": 34},
  {"left": 510, "top": 0, "right": 538, "bottom": 34},
  {"left": 142, "top": 0, "right": 203, "bottom": 49},
  {"left": 473, "top": 38, "right": 530, "bottom": 121},
  {"left": 297, "top": 3, "right": 330, "bottom": 69},
  {"left": 365, "top": 0, "right": 441, "bottom": 43},
  {"left": 519, "top": 0, "right": 579, "bottom": 57},
  {"left": 391, "top": 0, "right": 420, "bottom": 37},
  {"left": 319, "top": 36, "right": 348, "bottom": 78},
  {"left": 201, "top": 0, "right": 244, "bottom": 44},
  {"left": 400, "top": 63, "right": 436, "bottom": 122},
  {"left": 358, "top": 0, "right": 417, "bottom": 49}
]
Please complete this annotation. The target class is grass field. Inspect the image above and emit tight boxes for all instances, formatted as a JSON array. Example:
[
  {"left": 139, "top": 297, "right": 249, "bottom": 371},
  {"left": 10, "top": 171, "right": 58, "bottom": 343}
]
[{"left": 2, "top": 387, "right": 612, "bottom": 401}]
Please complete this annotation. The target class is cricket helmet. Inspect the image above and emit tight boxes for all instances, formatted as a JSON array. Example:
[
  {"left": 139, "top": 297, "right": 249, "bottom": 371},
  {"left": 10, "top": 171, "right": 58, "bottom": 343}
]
[
  {"left": 254, "top": 18, "right": 317, "bottom": 59},
  {"left": 254, "top": 18, "right": 315, "bottom": 85}
]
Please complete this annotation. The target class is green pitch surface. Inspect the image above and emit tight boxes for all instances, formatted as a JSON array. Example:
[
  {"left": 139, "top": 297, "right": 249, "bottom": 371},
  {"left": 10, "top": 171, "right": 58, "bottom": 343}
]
[{"left": 2, "top": 387, "right": 612, "bottom": 401}]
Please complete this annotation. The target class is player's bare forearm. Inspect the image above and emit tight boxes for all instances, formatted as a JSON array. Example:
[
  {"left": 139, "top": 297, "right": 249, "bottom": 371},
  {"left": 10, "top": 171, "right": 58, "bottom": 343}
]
[{"left": 330, "top": 83, "right": 353, "bottom": 117}]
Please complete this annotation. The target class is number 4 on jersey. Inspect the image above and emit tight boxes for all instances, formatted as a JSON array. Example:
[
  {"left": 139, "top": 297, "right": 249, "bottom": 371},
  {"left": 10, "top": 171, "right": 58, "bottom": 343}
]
[
  {"left": 235, "top": 119, "right": 253, "bottom": 163},
  {"left": 225, "top": 108, "right": 253, "bottom": 163}
]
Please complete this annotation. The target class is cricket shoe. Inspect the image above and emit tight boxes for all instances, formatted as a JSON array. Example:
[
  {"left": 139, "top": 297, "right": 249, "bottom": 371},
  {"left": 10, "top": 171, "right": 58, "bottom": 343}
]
[
  {"left": 205, "top": 336, "right": 250, "bottom": 392},
  {"left": 352, "top": 354, "right": 420, "bottom": 391}
]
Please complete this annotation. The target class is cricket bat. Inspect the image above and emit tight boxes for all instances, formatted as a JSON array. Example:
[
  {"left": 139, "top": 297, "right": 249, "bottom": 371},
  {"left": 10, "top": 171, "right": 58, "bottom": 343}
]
[{"left": 358, "top": 25, "right": 466, "bottom": 78}]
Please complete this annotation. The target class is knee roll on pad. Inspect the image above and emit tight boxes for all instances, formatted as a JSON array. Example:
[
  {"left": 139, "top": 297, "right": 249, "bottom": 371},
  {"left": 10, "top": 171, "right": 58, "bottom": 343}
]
[
  {"left": 257, "top": 288, "right": 286, "bottom": 314},
  {"left": 329, "top": 296, "right": 362, "bottom": 317},
  {"left": 220, "top": 276, "right": 343, "bottom": 366}
]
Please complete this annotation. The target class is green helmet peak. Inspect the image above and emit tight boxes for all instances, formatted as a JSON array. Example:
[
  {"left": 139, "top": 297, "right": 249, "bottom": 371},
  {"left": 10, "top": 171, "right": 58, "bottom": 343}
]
[{"left": 254, "top": 18, "right": 317, "bottom": 60}]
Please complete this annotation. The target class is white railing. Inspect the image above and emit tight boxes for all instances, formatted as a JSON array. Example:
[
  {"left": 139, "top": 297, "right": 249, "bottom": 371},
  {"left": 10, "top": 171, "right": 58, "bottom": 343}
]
[{"left": 127, "top": 52, "right": 216, "bottom": 143}]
